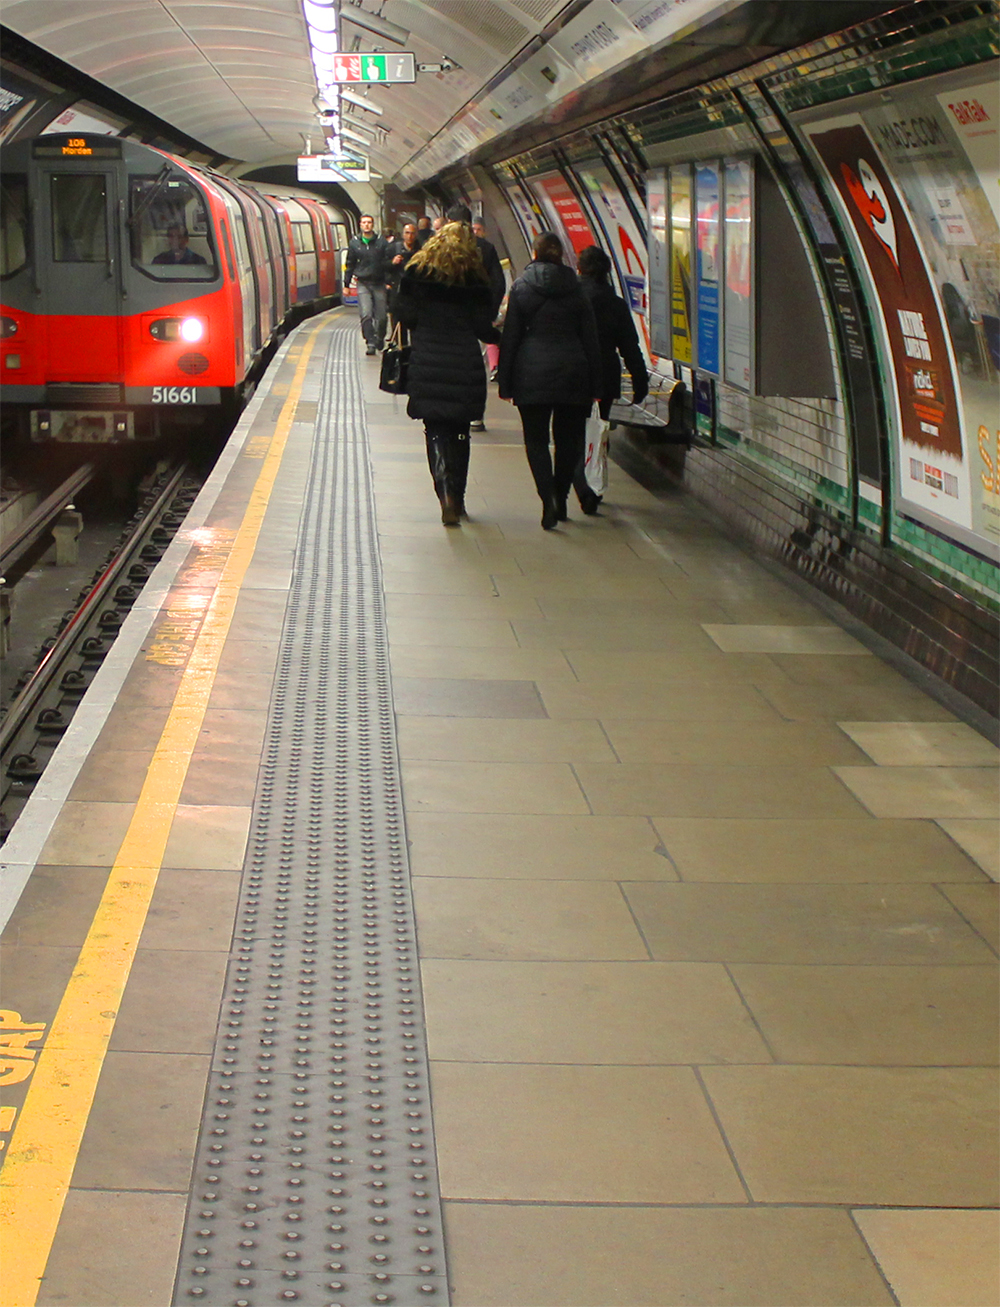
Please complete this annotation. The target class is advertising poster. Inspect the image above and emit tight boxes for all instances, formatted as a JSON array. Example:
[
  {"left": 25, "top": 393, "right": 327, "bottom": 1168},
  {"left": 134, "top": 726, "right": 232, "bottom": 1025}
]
[
  {"left": 723, "top": 158, "right": 752, "bottom": 389},
  {"left": 861, "top": 76, "right": 999, "bottom": 552},
  {"left": 647, "top": 168, "right": 670, "bottom": 358},
  {"left": 938, "top": 79, "right": 1000, "bottom": 228},
  {"left": 0, "top": 69, "right": 44, "bottom": 143},
  {"left": 804, "top": 113, "right": 990, "bottom": 550},
  {"left": 694, "top": 160, "right": 721, "bottom": 376},
  {"left": 577, "top": 162, "right": 651, "bottom": 358},
  {"left": 504, "top": 179, "right": 545, "bottom": 245},
  {"left": 669, "top": 163, "right": 693, "bottom": 363},
  {"left": 530, "top": 172, "right": 599, "bottom": 266}
]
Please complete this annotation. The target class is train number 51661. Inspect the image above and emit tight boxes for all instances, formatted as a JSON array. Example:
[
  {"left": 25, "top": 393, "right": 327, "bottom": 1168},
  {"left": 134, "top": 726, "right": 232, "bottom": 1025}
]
[{"left": 151, "top": 386, "right": 198, "bottom": 404}]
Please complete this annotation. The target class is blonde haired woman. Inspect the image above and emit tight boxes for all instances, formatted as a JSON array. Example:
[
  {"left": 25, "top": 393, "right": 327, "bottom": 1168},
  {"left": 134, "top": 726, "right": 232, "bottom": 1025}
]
[{"left": 395, "top": 223, "right": 501, "bottom": 525}]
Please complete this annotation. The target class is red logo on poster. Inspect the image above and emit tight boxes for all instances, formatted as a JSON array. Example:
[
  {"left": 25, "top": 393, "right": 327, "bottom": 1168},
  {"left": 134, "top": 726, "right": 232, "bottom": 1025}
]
[{"left": 841, "top": 159, "right": 899, "bottom": 272}]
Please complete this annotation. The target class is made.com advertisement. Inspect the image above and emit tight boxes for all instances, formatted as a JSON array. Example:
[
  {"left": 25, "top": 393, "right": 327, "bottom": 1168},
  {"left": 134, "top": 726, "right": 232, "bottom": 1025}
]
[{"left": 802, "top": 68, "right": 999, "bottom": 560}]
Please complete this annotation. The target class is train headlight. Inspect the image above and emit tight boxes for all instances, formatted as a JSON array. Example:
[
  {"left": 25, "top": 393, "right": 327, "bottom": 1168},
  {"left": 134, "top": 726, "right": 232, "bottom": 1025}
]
[
  {"left": 149, "top": 317, "right": 208, "bottom": 342},
  {"left": 1, "top": 317, "right": 18, "bottom": 338}
]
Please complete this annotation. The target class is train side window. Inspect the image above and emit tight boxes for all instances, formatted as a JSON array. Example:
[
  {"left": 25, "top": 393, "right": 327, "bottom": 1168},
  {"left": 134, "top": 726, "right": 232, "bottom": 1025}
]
[
  {"left": 220, "top": 220, "right": 236, "bottom": 279},
  {"left": 0, "top": 174, "right": 29, "bottom": 278},
  {"left": 293, "top": 222, "right": 315, "bottom": 253},
  {"left": 51, "top": 174, "right": 107, "bottom": 262},
  {"left": 230, "top": 208, "right": 252, "bottom": 268},
  {"left": 129, "top": 175, "right": 218, "bottom": 280}
]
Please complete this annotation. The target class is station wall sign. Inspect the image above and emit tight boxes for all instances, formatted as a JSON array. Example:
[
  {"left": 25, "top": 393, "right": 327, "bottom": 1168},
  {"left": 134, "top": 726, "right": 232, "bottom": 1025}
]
[{"left": 331, "top": 53, "right": 415, "bottom": 83}]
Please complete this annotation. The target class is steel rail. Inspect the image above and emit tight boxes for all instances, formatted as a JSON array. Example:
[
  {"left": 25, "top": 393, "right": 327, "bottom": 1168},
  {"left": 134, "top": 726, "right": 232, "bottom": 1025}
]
[
  {"left": 0, "top": 464, "right": 96, "bottom": 583},
  {"left": 0, "top": 463, "right": 192, "bottom": 824}
]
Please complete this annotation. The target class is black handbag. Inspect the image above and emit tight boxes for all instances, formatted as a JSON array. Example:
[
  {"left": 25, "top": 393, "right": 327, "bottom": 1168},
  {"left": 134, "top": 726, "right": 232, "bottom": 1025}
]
[{"left": 379, "top": 324, "right": 410, "bottom": 394}]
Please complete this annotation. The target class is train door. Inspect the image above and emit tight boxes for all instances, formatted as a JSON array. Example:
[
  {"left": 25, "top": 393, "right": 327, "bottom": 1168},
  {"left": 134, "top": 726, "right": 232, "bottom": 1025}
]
[{"left": 32, "top": 150, "right": 124, "bottom": 381}]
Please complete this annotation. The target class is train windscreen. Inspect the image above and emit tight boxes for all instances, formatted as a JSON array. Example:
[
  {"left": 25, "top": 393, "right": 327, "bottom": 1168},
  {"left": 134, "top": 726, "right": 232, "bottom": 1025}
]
[{"left": 129, "top": 174, "right": 218, "bottom": 280}]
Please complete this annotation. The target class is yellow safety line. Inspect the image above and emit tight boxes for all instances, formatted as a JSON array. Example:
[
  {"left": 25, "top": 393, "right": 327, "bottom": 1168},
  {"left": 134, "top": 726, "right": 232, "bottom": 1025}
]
[{"left": 0, "top": 316, "right": 330, "bottom": 1307}]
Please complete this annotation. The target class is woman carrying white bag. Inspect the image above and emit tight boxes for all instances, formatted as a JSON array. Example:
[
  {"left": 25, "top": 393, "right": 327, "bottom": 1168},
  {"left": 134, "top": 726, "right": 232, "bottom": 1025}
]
[{"left": 573, "top": 246, "right": 650, "bottom": 515}]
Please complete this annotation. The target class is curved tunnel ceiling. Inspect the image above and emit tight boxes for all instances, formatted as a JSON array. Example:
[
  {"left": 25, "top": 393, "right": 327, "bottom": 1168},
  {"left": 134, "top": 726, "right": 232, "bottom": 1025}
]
[{"left": 0, "top": 0, "right": 574, "bottom": 178}]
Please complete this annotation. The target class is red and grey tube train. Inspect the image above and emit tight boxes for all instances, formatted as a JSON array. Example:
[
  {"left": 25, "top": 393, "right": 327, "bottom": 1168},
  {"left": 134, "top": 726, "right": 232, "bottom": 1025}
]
[{"left": 0, "top": 134, "right": 351, "bottom": 445}]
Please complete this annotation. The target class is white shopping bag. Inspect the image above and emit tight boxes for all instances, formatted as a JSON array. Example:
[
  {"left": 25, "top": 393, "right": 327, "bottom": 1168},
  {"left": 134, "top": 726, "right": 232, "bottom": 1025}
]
[{"left": 583, "top": 404, "right": 610, "bottom": 496}]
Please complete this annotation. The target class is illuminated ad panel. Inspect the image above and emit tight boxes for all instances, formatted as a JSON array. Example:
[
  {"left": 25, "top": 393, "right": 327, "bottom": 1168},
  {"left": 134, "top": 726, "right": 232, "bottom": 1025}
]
[
  {"left": 722, "top": 158, "right": 752, "bottom": 389},
  {"left": 669, "top": 163, "right": 693, "bottom": 364},
  {"left": 803, "top": 83, "right": 999, "bottom": 558},
  {"left": 530, "top": 172, "right": 599, "bottom": 267},
  {"left": 694, "top": 160, "right": 721, "bottom": 377},
  {"left": 576, "top": 161, "right": 652, "bottom": 360},
  {"left": 647, "top": 168, "right": 670, "bottom": 358}
]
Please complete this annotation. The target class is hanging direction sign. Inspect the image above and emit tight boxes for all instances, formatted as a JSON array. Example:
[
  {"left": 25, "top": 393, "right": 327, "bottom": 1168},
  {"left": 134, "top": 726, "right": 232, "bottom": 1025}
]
[
  {"left": 298, "top": 154, "right": 371, "bottom": 183},
  {"left": 331, "top": 53, "right": 415, "bottom": 83}
]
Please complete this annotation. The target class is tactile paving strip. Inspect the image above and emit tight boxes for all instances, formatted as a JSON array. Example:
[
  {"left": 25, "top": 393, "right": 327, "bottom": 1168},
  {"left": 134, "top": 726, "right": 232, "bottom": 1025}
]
[{"left": 173, "top": 321, "right": 450, "bottom": 1307}]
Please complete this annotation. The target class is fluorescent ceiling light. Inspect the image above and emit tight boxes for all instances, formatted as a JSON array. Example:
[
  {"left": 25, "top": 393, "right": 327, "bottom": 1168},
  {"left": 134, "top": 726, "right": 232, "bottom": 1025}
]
[
  {"left": 303, "top": 0, "right": 338, "bottom": 32},
  {"left": 340, "top": 6, "right": 409, "bottom": 46},
  {"left": 340, "top": 88, "right": 382, "bottom": 115},
  {"left": 309, "top": 26, "right": 339, "bottom": 53}
]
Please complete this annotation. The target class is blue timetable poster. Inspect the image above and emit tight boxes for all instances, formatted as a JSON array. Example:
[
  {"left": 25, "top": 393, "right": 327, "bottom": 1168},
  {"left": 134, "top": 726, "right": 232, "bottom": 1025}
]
[{"left": 694, "top": 161, "right": 721, "bottom": 376}]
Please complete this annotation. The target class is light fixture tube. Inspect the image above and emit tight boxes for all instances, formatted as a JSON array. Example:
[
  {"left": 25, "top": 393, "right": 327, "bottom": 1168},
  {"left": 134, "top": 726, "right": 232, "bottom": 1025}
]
[
  {"left": 340, "top": 6, "right": 409, "bottom": 46},
  {"left": 340, "top": 88, "right": 382, "bottom": 115}
]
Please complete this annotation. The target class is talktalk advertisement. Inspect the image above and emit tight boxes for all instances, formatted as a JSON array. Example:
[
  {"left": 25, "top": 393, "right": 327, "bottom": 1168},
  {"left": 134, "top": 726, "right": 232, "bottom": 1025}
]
[{"left": 806, "top": 116, "right": 973, "bottom": 540}]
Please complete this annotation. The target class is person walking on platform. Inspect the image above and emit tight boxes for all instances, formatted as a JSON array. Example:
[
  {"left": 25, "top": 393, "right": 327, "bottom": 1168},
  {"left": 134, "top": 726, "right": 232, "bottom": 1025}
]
[
  {"left": 416, "top": 215, "right": 433, "bottom": 246},
  {"left": 395, "top": 222, "right": 501, "bottom": 526},
  {"left": 445, "top": 203, "right": 506, "bottom": 431},
  {"left": 386, "top": 221, "right": 420, "bottom": 340},
  {"left": 344, "top": 214, "right": 391, "bottom": 355},
  {"left": 497, "top": 230, "right": 601, "bottom": 530},
  {"left": 473, "top": 215, "right": 503, "bottom": 384},
  {"left": 573, "top": 244, "right": 649, "bottom": 514}
]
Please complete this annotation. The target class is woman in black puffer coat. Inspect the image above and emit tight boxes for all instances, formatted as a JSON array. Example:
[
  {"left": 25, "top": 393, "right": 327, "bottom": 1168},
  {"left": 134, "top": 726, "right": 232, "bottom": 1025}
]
[
  {"left": 497, "top": 231, "right": 601, "bottom": 529},
  {"left": 395, "top": 223, "right": 501, "bottom": 525}
]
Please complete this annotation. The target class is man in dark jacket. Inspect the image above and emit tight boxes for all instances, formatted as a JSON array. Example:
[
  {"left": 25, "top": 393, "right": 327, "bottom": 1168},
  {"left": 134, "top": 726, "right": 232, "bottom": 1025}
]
[
  {"left": 344, "top": 214, "right": 391, "bottom": 355},
  {"left": 415, "top": 215, "right": 433, "bottom": 246},
  {"left": 385, "top": 222, "right": 421, "bottom": 342},
  {"left": 445, "top": 203, "right": 505, "bottom": 316}
]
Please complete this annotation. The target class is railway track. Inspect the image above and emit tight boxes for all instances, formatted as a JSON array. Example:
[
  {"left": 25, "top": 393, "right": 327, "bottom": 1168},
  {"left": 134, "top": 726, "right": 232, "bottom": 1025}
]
[{"left": 0, "top": 463, "right": 201, "bottom": 840}]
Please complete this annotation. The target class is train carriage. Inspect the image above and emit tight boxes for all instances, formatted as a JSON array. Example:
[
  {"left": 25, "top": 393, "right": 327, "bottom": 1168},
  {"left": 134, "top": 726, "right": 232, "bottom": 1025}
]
[{"left": 0, "top": 134, "right": 348, "bottom": 446}]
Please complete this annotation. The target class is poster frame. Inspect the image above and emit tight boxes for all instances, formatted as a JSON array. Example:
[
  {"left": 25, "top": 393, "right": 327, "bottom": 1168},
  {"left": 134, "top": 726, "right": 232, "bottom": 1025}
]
[
  {"left": 694, "top": 158, "right": 723, "bottom": 379},
  {"left": 646, "top": 166, "right": 671, "bottom": 359},
  {"left": 795, "top": 81, "right": 999, "bottom": 562}
]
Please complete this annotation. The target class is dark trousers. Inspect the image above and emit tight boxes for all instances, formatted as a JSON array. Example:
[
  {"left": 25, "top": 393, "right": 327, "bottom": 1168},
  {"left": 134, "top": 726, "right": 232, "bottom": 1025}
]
[
  {"left": 517, "top": 403, "right": 589, "bottom": 503},
  {"left": 425, "top": 420, "right": 470, "bottom": 502}
]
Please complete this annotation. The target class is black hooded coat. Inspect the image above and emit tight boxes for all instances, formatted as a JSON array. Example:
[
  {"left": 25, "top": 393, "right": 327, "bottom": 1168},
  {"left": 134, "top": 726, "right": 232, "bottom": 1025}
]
[
  {"left": 497, "top": 260, "right": 601, "bottom": 407},
  {"left": 395, "top": 266, "right": 501, "bottom": 424},
  {"left": 580, "top": 277, "right": 649, "bottom": 403}
]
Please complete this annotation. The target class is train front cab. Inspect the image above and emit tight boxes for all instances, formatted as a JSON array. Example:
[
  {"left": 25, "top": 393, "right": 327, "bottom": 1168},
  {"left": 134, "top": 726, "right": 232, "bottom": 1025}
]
[{"left": 1, "top": 135, "right": 249, "bottom": 448}]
